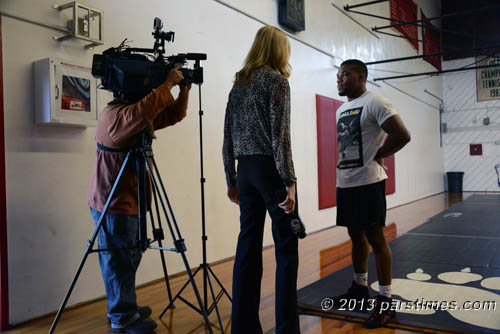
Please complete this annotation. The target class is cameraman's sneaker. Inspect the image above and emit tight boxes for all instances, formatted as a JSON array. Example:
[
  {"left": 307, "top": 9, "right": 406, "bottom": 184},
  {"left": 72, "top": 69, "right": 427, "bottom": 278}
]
[
  {"left": 108, "top": 306, "right": 152, "bottom": 322},
  {"left": 331, "top": 280, "right": 370, "bottom": 309},
  {"left": 364, "top": 295, "right": 396, "bottom": 329},
  {"left": 112, "top": 318, "right": 157, "bottom": 334}
]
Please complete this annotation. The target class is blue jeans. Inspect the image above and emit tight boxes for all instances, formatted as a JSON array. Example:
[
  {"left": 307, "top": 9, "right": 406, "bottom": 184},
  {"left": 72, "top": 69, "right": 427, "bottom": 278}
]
[{"left": 90, "top": 208, "right": 142, "bottom": 327}]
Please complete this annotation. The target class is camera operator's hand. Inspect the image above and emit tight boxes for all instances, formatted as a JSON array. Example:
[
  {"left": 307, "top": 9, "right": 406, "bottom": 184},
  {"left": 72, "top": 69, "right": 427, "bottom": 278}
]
[
  {"left": 165, "top": 66, "right": 184, "bottom": 88},
  {"left": 180, "top": 83, "right": 192, "bottom": 92}
]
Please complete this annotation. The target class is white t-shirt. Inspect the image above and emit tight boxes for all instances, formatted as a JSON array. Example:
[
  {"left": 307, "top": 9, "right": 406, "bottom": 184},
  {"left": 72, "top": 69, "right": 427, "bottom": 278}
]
[{"left": 336, "top": 90, "right": 397, "bottom": 188}]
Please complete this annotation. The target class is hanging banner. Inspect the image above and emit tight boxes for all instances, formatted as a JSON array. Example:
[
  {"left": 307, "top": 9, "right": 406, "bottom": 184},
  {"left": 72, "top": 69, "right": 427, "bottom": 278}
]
[
  {"left": 421, "top": 10, "right": 441, "bottom": 71},
  {"left": 476, "top": 56, "right": 500, "bottom": 102},
  {"left": 390, "top": 0, "right": 418, "bottom": 52}
]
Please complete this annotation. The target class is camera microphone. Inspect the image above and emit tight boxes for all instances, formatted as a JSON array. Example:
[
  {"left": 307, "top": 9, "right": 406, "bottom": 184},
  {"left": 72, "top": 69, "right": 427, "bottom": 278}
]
[{"left": 153, "top": 17, "right": 163, "bottom": 30}]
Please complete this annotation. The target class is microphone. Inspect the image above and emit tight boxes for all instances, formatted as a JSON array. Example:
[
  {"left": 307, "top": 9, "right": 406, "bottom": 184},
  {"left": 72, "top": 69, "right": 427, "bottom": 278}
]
[
  {"left": 290, "top": 215, "right": 306, "bottom": 239},
  {"left": 277, "top": 183, "right": 306, "bottom": 239}
]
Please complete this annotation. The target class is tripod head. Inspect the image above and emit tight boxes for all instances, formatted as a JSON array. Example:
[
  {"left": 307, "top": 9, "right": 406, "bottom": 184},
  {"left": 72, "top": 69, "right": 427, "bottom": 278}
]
[{"left": 133, "top": 128, "right": 155, "bottom": 152}]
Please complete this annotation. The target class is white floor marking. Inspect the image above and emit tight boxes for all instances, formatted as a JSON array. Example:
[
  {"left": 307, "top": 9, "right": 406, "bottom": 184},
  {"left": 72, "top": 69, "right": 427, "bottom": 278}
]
[{"left": 371, "top": 268, "right": 500, "bottom": 330}]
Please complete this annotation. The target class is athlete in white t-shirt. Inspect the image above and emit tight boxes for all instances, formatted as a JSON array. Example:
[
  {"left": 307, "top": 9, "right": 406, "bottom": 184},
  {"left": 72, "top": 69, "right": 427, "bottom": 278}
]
[{"left": 332, "top": 59, "right": 411, "bottom": 329}]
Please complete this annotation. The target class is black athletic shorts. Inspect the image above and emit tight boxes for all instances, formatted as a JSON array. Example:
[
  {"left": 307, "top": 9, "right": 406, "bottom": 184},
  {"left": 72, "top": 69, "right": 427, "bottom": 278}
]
[{"left": 336, "top": 180, "right": 386, "bottom": 230}]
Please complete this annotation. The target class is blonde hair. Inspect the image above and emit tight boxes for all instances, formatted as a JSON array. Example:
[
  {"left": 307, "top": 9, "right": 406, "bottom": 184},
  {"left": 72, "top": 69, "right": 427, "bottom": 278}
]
[{"left": 235, "top": 26, "right": 291, "bottom": 84}]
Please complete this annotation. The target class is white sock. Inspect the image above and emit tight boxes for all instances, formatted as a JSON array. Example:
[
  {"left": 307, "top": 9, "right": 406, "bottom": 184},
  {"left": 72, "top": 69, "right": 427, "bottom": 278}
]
[
  {"left": 379, "top": 284, "right": 391, "bottom": 298},
  {"left": 353, "top": 272, "right": 368, "bottom": 286}
]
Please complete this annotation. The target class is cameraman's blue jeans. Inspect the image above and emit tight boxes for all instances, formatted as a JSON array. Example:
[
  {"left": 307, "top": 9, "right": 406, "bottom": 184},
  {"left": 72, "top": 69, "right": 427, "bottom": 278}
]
[{"left": 90, "top": 208, "right": 142, "bottom": 327}]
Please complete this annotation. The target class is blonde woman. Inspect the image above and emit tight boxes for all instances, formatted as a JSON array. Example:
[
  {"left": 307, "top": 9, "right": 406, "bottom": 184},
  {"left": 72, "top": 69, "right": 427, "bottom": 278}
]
[{"left": 222, "top": 26, "right": 300, "bottom": 334}]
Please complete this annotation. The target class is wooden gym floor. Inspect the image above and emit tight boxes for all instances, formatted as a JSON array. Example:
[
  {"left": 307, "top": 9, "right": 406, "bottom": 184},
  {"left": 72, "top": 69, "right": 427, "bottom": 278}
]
[{"left": 2, "top": 192, "right": 471, "bottom": 334}]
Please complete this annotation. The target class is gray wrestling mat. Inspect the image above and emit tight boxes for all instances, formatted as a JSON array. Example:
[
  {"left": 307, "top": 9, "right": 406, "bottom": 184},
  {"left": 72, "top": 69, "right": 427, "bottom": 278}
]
[{"left": 297, "top": 194, "right": 500, "bottom": 333}]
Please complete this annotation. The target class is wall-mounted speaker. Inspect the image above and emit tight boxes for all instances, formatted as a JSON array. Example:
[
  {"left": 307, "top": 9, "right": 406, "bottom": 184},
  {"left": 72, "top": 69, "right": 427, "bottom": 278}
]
[{"left": 278, "top": 0, "right": 305, "bottom": 32}]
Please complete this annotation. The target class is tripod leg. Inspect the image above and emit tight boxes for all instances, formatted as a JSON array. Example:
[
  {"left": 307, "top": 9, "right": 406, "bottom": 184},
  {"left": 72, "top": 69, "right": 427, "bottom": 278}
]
[
  {"left": 136, "top": 153, "right": 148, "bottom": 251},
  {"left": 207, "top": 265, "right": 233, "bottom": 302},
  {"left": 144, "top": 154, "right": 213, "bottom": 333},
  {"left": 179, "top": 253, "right": 214, "bottom": 334},
  {"left": 159, "top": 265, "right": 202, "bottom": 318},
  {"left": 158, "top": 245, "right": 174, "bottom": 305},
  {"left": 205, "top": 266, "right": 225, "bottom": 333},
  {"left": 49, "top": 152, "right": 132, "bottom": 334},
  {"left": 149, "top": 184, "right": 174, "bottom": 306},
  {"left": 48, "top": 240, "right": 94, "bottom": 334}
]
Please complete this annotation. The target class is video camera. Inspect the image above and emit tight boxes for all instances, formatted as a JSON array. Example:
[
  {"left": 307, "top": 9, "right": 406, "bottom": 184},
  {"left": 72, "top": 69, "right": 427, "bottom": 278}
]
[{"left": 91, "top": 17, "right": 206, "bottom": 99}]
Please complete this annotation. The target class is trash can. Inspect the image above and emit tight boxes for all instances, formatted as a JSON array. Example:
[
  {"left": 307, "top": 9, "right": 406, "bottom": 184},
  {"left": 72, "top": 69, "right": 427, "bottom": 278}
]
[{"left": 446, "top": 171, "right": 464, "bottom": 193}]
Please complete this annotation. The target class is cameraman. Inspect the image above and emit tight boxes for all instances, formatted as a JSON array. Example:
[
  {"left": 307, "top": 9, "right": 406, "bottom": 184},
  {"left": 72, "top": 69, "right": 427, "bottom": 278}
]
[{"left": 87, "top": 66, "right": 190, "bottom": 334}]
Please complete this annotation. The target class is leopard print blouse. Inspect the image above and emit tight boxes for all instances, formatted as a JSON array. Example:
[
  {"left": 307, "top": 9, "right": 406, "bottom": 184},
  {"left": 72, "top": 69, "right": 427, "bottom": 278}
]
[{"left": 223, "top": 67, "right": 296, "bottom": 188}]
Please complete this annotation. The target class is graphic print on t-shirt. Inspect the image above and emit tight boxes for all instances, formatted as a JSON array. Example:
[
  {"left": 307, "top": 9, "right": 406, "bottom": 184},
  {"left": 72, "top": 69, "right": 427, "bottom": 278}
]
[{"left": 337, "top": 107, "right": 363, "bottom": 169}]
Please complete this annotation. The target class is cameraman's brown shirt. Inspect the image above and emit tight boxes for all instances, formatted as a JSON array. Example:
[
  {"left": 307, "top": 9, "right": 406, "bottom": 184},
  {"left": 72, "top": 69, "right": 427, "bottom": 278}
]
[{"left": 87, "top": 81, "right": 187, "bottom": 215}]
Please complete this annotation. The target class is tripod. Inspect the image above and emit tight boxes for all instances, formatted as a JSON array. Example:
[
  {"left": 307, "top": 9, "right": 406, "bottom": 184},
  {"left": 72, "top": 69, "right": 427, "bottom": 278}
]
[
  {"left": 159, "top": 80, "right": 232, "bottom": 331},
  {"left": 49, "top": 129, "right": 213, "bottom": 334}
]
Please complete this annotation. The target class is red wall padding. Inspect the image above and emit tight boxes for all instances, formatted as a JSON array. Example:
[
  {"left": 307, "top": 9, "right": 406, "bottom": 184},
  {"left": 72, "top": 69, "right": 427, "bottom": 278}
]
[{"left": 316, "top": 95, "right": 342, "bottom": 210}]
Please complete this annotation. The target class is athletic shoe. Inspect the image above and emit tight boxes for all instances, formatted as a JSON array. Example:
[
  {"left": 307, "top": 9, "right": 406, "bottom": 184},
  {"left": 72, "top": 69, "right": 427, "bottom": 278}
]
[
  {"left": 331, "top": 280, "right": 370, "bottom": 308},
  {"left": 364, "top": 295, "right": 396, "bottom": 328}
]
